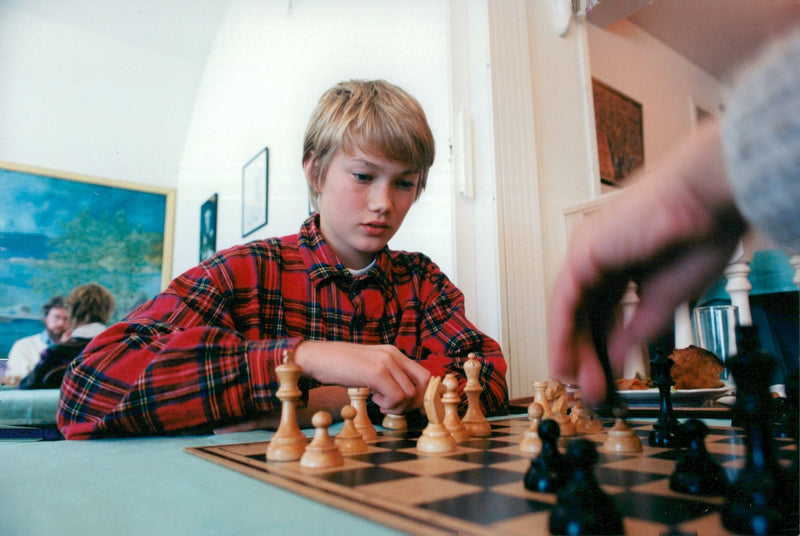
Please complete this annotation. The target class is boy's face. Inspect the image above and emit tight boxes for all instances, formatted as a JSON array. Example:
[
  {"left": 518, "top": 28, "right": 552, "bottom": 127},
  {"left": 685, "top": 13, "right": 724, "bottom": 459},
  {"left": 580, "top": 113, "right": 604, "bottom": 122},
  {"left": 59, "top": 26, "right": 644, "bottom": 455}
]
[{"left": 309, "top": 147, "right": 419, "bottom": 269}]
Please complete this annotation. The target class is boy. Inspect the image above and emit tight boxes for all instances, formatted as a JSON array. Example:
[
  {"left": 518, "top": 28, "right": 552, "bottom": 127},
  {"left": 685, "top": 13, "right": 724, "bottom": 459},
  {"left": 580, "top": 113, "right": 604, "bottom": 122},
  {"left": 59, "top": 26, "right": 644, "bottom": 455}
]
[{"left": 58, "top": 80, "right": 508, "bottom": 439}]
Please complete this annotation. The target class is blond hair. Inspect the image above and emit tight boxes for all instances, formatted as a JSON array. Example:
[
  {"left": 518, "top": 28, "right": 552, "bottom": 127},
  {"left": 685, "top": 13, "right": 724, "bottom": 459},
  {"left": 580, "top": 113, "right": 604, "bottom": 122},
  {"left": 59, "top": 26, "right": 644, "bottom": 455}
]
[
  {"left": 303, "top": 80, "right": 435, "bottom": 211},
  {"left": 67, "top": 283, "right": 115, "bottom": 328}
]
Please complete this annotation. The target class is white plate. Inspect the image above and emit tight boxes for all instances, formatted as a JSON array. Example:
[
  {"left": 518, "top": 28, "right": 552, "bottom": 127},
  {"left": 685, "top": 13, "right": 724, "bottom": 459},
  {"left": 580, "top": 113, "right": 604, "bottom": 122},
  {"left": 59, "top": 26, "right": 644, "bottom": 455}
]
[{"left": 618, "top": 386, "right": 732, "bottom": 406}]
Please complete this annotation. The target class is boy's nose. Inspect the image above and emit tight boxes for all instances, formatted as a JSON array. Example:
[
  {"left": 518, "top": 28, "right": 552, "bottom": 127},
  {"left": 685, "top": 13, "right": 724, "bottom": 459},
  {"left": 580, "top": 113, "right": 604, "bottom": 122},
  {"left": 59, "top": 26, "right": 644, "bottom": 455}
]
[{"left": 368, "top": 184, "right": 392, "bottom": 212}]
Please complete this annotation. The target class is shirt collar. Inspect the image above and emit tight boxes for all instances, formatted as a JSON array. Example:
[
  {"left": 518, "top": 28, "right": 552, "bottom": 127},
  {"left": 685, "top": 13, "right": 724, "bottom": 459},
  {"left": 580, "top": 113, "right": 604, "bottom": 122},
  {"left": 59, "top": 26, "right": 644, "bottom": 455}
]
[
  {"left": 299, "top": 214, "right": 396, "bottom": 299},
  {"left": 40, "top": 330, "right": 55, "bottom": 346}
]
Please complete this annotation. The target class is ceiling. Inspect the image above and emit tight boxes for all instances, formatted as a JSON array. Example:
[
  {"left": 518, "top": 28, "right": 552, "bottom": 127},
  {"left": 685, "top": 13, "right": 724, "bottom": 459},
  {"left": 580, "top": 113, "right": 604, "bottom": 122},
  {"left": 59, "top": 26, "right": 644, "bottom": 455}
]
[{"left": 587, "top": 0, "right": 800, "bottom": 83}]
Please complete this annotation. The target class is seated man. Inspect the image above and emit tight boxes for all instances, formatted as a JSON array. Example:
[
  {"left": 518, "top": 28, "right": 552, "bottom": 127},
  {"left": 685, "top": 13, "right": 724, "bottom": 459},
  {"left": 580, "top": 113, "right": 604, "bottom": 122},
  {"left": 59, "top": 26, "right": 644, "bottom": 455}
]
[
  {"left": 20, "top": 283, "right": 115, "bottom": 390},
  {"left": 5, "top": 295, "right": 69, "bottom": 384}
]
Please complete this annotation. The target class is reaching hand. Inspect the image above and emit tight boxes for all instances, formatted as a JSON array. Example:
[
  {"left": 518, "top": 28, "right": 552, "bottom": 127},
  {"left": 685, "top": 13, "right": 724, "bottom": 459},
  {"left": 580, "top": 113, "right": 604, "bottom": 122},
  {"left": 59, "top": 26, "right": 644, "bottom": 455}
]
[
  {"left": 294, "top": 340, "right": 431, "bottom": 414},
  {"left": 548, "top": 122, "right": 748, "bottom": 403}
]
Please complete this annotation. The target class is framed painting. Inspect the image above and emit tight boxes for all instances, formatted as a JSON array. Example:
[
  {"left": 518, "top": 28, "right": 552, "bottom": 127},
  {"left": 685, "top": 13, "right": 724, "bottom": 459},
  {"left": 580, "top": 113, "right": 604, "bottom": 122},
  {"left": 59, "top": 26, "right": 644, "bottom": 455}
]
[
  {"left": 242, "top": 147, "right": 269, "bottom": 237},
  {"left": 199, "top": 193, "right": 217, "bottom": 262},
  {"left": 0, "top": 161, "right": 175, "bottom": 357},
  {"left": 591, "top": 79, "right": 644, "bottom": 186}
]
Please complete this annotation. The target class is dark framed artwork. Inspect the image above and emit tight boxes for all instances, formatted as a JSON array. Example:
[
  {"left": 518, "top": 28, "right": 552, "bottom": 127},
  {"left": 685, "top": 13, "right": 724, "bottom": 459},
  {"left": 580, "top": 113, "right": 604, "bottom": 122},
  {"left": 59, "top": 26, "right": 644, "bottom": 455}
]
[
  {"left": 0, "top": 161, "right": 175, "bottom": 357},
  {"left": 591, "top": 79, "right": 644, "bottom": 186},
  {"left": 199, "top": 193, "right": 218, "bottom": 262},
  {"left": 242, "top": 147, "right": 268, "bottom": 237}
]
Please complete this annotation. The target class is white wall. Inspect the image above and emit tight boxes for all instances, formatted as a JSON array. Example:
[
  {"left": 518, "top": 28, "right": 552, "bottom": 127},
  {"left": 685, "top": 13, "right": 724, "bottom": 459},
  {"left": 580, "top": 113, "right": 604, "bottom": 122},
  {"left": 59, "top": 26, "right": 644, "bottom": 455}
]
[
  {"left": 172, "top": 0, "right": 455, "bottom": 283},
  {"left": 0, "top": 0, "right": 226, "bottom": 190}
]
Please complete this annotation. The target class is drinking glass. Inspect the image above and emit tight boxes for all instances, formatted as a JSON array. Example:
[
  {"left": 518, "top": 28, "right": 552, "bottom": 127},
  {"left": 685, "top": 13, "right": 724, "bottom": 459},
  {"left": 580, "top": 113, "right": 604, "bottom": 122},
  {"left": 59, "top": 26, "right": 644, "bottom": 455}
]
[{"left": 692, "top": 305, "right": 739, "bottom": 385}]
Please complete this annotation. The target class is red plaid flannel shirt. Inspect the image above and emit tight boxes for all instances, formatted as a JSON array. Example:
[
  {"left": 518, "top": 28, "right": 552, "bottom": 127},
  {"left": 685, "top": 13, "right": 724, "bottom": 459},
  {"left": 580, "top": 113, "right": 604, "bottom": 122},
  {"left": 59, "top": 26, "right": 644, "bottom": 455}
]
[{"left": 58, "top": 216, "right": 508, "bottom": 438}]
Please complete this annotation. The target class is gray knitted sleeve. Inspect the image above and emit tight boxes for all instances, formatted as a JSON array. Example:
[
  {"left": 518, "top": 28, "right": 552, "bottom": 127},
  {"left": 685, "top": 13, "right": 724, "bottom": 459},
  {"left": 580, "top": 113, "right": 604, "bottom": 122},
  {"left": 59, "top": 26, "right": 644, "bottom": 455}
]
[{"left": 721, "top": 29, "right": 800, "bottom": 253}]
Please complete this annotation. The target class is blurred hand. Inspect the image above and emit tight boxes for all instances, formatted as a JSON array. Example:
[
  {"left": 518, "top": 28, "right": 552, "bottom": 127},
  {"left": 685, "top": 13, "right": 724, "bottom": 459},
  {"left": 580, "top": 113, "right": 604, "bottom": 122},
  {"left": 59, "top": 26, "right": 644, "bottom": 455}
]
[{"left": 548, "top": 122, "right": 747, "bottom": 404}]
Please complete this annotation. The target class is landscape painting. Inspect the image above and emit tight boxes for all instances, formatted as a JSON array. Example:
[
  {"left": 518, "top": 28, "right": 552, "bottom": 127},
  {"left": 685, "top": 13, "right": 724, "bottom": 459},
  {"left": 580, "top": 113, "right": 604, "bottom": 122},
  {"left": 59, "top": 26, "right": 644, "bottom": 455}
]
[{"left": 0, "top": 162, "right": 174, "bottom": 357}]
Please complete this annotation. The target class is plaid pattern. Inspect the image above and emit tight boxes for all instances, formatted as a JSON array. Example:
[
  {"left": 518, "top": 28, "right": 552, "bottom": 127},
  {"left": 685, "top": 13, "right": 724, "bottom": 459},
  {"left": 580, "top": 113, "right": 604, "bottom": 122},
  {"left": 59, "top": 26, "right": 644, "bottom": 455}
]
[{"left": 58, "top": 215, "right": 508, "bottom": 438}]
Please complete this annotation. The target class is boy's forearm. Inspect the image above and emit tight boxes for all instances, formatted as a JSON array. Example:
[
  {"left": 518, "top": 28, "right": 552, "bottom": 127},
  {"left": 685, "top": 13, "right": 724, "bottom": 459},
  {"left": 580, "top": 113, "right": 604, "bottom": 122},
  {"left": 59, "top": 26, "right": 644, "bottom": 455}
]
[{"left": 57, "top": 321, "right": 300, "bottom": 438}]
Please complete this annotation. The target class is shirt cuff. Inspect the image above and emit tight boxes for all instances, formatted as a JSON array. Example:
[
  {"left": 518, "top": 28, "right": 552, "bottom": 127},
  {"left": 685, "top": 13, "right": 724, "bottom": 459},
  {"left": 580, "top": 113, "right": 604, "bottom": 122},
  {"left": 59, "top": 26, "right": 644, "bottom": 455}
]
[{"left": 246, "top": 337, "right": 303, "bottom": 411}]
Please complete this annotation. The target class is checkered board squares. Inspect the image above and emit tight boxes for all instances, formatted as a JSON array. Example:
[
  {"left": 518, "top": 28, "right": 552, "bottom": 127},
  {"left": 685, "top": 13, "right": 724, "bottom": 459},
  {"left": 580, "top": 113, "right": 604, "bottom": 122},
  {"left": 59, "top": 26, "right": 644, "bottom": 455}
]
[{"left": 185, "top": 417, "right": 797, "bottom": 536}]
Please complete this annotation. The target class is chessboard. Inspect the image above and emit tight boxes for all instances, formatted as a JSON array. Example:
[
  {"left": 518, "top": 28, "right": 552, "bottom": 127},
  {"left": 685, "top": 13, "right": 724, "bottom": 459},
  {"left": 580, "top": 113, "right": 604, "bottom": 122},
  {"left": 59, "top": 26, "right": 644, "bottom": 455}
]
[{"left": 185, "top": 416, "right": 798, "bottom": 535}]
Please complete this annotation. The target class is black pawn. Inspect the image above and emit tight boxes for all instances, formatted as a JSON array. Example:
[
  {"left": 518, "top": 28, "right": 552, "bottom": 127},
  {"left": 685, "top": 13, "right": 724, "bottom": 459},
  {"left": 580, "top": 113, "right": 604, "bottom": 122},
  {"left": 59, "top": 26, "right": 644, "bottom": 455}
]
[
  {"left": 669, "top": 418, "right": 728, "bottom": 496},
  {"left": 721, "top": 325, "right": 787, "bottom": 535},
  {"left": 648, "top": 344, "right": 685, "bottom": 448},
  {"left": 549, "top": 438, "right": 624, "bottom": 536},
  {"left": 524, "top": 419, "right": 565, "bottom": 493}
]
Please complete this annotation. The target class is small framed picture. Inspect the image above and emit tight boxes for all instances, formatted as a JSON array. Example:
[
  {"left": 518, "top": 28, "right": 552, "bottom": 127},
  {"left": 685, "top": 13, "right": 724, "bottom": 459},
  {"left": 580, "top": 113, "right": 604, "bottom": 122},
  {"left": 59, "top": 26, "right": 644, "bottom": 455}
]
[
  {"left": 242, "top": 147, "right": 269, "bottom": 237},
  {"left": 591, "top": 78, "right": 644, "bottom": 187},
  {"left": 199, "top": 193, "right": 218, "bottom": 262}
]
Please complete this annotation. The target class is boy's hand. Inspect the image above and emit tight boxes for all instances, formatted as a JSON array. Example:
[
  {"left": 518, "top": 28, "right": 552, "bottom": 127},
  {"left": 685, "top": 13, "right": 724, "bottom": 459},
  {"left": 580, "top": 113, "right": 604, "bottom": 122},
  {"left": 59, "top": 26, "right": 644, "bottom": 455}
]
[{"left": 294, "top": 340, "right": 431, "bottom": 415}]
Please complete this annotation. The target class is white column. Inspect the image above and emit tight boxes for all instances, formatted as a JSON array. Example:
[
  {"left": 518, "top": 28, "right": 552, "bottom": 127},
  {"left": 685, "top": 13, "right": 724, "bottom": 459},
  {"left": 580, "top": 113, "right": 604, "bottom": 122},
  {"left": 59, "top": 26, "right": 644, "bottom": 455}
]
[
  {"left": 724, "top": 260, "right": 753, "bottom": 326},
  {"left": 674, "top": 302, "right": 693, "bottom": 349},
  {"left": 622, "top": 281, "right": 649, "bottom": 378}
]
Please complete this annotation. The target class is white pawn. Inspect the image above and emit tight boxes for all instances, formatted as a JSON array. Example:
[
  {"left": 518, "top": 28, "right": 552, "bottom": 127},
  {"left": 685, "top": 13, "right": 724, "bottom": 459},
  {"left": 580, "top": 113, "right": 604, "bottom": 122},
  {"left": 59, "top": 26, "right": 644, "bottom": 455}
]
[
  {"left": 571, "top": 391, "right": 605, "bottom": 434},
  {"left": 519, "top": 402, "right": 544, "bottom": 455},
  {"left": 335, "top": 405, "right": 369, "bottom": 456},
  {"left": 300, "top": 411, "right": 344, "bottom": 468},
  {"left": 442, "top": 372, "right": 469, "bottom": 443},
  {"left": 532, "top": 380, "right": 553, "bottom": 419},
  {"left": 381, "top": 413, "right": 408, "bottom": 431},
  {"left": 603, "top": 404, "right": 642, "bottom": 453}
]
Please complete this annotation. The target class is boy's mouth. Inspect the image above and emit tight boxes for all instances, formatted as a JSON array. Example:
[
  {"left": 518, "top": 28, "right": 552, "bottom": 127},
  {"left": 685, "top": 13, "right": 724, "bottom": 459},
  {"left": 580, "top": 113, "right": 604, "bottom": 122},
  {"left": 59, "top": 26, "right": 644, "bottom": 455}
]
[{"left": 362, "top": 221, "right": 390, "bottom": 235}]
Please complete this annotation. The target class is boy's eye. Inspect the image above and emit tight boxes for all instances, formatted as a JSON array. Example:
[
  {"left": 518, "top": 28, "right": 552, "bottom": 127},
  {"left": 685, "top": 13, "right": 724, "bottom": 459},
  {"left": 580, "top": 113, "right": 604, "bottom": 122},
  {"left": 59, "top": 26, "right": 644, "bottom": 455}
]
[
  {"left": 354, "top": 173, "right": 372, "bottom": 182},
  {"left": 396, "top": 179, "right": 417, "bottom": 190}
]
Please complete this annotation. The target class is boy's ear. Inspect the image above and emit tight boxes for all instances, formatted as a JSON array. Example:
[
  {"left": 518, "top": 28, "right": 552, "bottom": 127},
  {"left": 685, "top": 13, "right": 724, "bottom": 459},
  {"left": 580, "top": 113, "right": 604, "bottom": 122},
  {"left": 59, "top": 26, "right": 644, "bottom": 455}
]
[
  {"left": 303, "top": 156, "right": 321, "bottom": 192},
  {"left": 302, "top": 156, "right": 314, "bottom": 180}
]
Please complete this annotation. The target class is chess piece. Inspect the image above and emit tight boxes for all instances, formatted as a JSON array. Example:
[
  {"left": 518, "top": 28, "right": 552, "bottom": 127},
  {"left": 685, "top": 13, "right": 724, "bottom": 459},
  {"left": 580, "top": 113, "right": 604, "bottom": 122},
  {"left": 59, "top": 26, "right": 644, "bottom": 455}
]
[
  {"left": 442, "top": 372, "right": 469, "bottom": 443},
  {"left": 547, "top": 378, "right": 568, "bottom": 415},
  {"left": 461, "top": 353, "right": 491, "bottom": 437},
  {"left": 648, "top": 347, "right": 685, "bottom": 448},
  {"left": 381, "top": 413, "right": 407, "bottom": 431},
  {"left": 300, "top": 411, "right": 344, "bottom": 469},
  {"left": 335, "top": 405, "right": 368, "bottom": 456},
  {"left": 670, "top": 418, "right": 729, "bottom": 496},
  {"left": 266, "top": 350, "right": 308, "bottom": 462},
  {"left": 782, "top": 369, "right": 799, "bottom": 533},
  {"left": 569, "top": 390, "right": 584, "bottom": 424},
  {"left": 570, "top": 391, "right": 604, "bottom": 433},
  {"left": 602, "top": 403, "right": 642, "bottom": 453},
  {"left": 519, "top": 402, "right": 544, "bottom": 455},
  {"left": 524, "top": 419, "right": 566, "bottom": 493},
  {"left": 347, "top": 387, "right": 378, "bottom": 441},
  {"left": 721, "top": 325, "right": 787, "bottom": 535},
  {"left": 549, "top": 439, "right": 625, "bottom": 535},
  {"left": 547, "top": 379, "right": 576, "bottom": 438},
  {"left": 417, "top": 375, "right": 458, "bottom": 454},
  {"left": 532, "top": 380, "right": 553, "bottom": 419}
]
